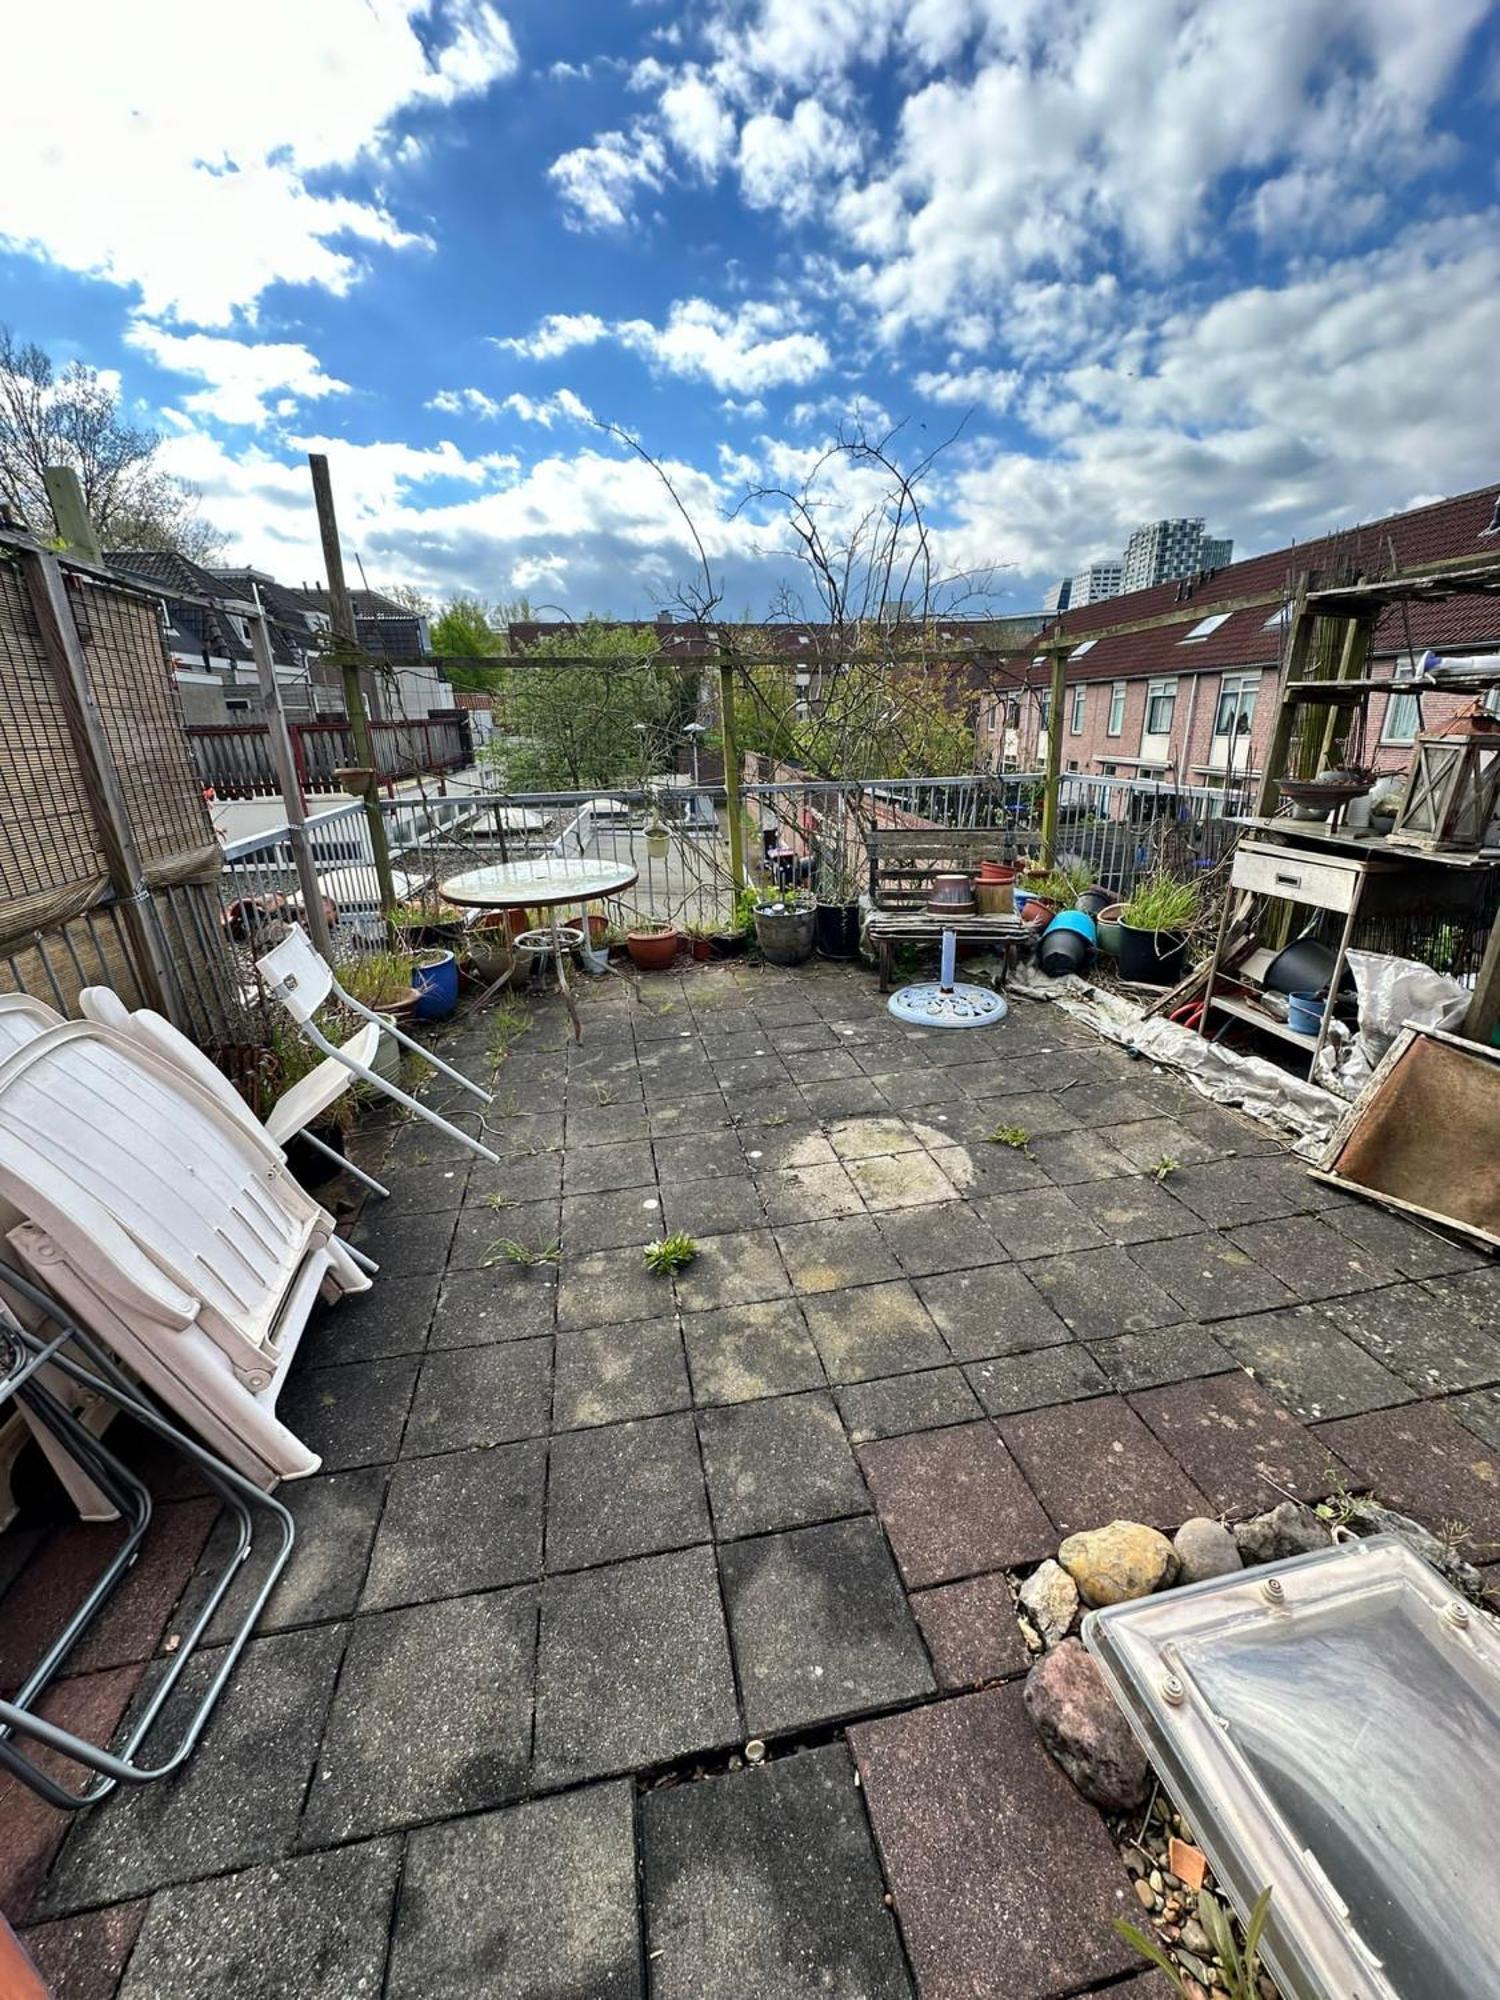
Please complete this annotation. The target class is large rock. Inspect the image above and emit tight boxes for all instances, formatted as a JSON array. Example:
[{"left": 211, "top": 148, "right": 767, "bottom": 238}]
[
  {"left": 1343, "top": 1499, "right": 1486, "bottom": 1593},
  {"left": 1233, "top": 1500, "right": 1331, "bottom": 1566},
  {"left": 1023, "top": 1638, "right": 1150, "bottom": 1811},
  {"left": 1173, "top": 1517, "right": 1241, "bottom": 1585},
  {"left": 1019, "top": 1560, "right": 1079, "bottom": 1648},
  {"left": 1059, "top": 1521, "right": 1176, "bottom": 1607}
]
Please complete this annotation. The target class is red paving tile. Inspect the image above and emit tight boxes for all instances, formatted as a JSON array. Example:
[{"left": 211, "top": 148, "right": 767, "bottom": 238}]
[
  {"left": 999, "top": 1395, "right": 1210, "bottom": 1538},
  {"left": 858, "top": 1423, "right": 1054, "bottom": 1588},
  {"left": 909, "top": 1574, "right": 1030, "bottom": 1690},
  {"left": 850, "top": 1684, "right": 1139, "bottom": 2000},
  {"left": 1317, "top": 1403, "right": 1500, "bottom": 1563},
  {"left": 0, "top": 1667, "right": 143, "bottom": 1921},
  {"left": 19, "top": 1902, "right": 146, "bottom": 2000},
  {"left": 1129, "top": 1372, "right": 1347, "bottom": 1516}
]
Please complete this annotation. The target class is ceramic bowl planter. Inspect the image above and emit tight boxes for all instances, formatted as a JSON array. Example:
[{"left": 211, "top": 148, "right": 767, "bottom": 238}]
[
  {"left": 1117, "top": 920, "right": 1188, "bottom": 985},
  {"left": 626, "top": 929, "right": 680, "bottom": 971},
  {"left": 464, "top": 914, "right": 517, "bottom": 986},
  {"left": 753, "top": 903, "right": 816, "bottom": 966},
  {"left": 815, "top": 901, "right": 862, "bottom": 959},
  {"left": 412, "top": 948, "right": 459, "bottom": 1020},
  {"left": 1096, "top": 904, "right": 1124, "bottom": 957},
  {"left": 1038, "top": 909, "right": 1097, "bottom": 976}
]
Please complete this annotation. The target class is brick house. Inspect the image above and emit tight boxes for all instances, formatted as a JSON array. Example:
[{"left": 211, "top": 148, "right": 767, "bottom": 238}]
[{"left": 984, "top": 482, "right": 1500, "bottom": 791}]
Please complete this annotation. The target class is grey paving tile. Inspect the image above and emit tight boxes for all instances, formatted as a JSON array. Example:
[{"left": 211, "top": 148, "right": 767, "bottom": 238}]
[
  {"left": 1316, "top": 1402, "right": 1500, "bottom": 1563},
  {"left": 1131, "top": 1372, "right": 1348, "bottom": 1515},
  {"left": 1165, "top": 1154, "right": 1324, "bottom": 1229},
  {"left": 835, "top": 1366, "right": 983, "bottom": 1443},
  {"left": 962, "top": 1088, "right": 1079, "bottom": 1136},
  {"left": 546, "top": 1414, "right": 709, "bottom": 1569},
  {"left": 560, "top": 1186, "right": 667, "bottom": 1253},
  {"left": 351, "top": 1204, "right": 457, "bottom": 1278},
  {"left": 800, "top": 1279, "right": 950, "bottom": 1382},
  {"left": 118, "top": 1840, "right": 399, "bottom": 2000},
  {"left": 362, "top": 1443, "right": 546, "bottom": 1610},
  {"left": 859, "top": 1422, "right": 1055, "bottom": 1586},
  {"left": 743, "top": 1125, "right": 839, "bottom": 1172},
  {"left": 534, "top": 1547, "right": 739, "bottom": 1785},
  {"left": 553, "top": 1319, "right": 691, "bottom": 1429},
  {"left": 851, "top": 1685, "right": 1138, "bottom": 2000},
  {"left": 1023, "top": 1246, "right": 1185, "bottom": 1339},
  {"left": 41, "top": 1626, "right": 345, "bottom": 1913},
  {"left": 300, "top": 1276, "right": 438, "bottom": 1366},
  {"left": 640, "top": 1743, "right": 912, "bottom": 2000},
  {"left": 951, "top": 1146, "right": 1051, "bottom": 1196},
  {"left": 870, "top": 1200, "right": 1007, "bottom": 1277},
  {"left": 1226, "top": 1214, "right": 1399, "bottom": 1301},
  {"left": 463, "top": 1146, "right": 564, "bottom": 1202},
  {"left": 826, "top": 1115, "right": 924, "bottom": 1160},
  {"left": 563, "top": 1139, "right": 657, "bottom": 1194},
  {"left": 721, "top": 1518, "right": 934, "bottom": 1736},
  {"left": 680, "top": 1298, "right": 825, "bottom": 1405},
  {"left": 1087, "top": 1323, "right": 1238, "bottom": 1393},
  {"left": 1139, "top": 1232, "right": 1297, "bottom": 1321},
  {"left": 429, "top": 1264, "right": 557, "bottom": 1348},
  {"left": 999, "top": 1395, "right": 1209, "bottom": 1538},
  {"left": 402, "top": 1339, "right": 552, "bottom": 1455},
  {"left": 557, "top": 1246, "right": 666, "bottom": 1329},
  {"left": 1109, "top": 1117, "right": 1225, "bottom": 1171},
  {"left": 389, "top": 1784, "right": 641, "bottom": 2000},
  {"left": 1215, "top": 1306, "right": 1416, "bottom": 1422},
  {"left": 1321, "top": 1200, "right": 1488, "bottom": 1280},
  {"left": 984, "top": 1185, "right": 1109, "bottom": 1260},
  {"left": 845, "top": 1150, "right": 963, "bottom": 1211},
  {"left": 1062, "top": 1174, "right": 1204, "bottom": 1245},
  {"left": 672, "top": 1229, "right": 789, "bottom": 1310},
  {"left": 368, "top": 1163, "right": 469, "bottom": 1213},
  {"left": 915, "top": 1263, "right": 1070, "bottom": 1363},
  {"left": 190, "top": 1467, "right": 386, "bottom": 1643},
  {"left": 910, "top": 1573, "right": 1030, "bottom": 1690},
  {"left": 563, "top": 1103, "right": 651, "bottom": 1148},
  {"left": 774, "top": 1214, "right": 907, "bottom": 1295},
  {"left": 800, "top": 1076, "right": 892, "bottom": 1120},
  {"left": 653, "top": 1131, "right": 748, "bottom": 1183},
  {"left": 301, "top": 1588, "right": 535, "bottom": 1843},
  {"left": 659, "top": 1173, "right": 767, "bottom": 1238},
  {"left": 446, "top": 1197, "right": 560, "bottom": 1271},
  {"left": 1452, "top": 1388, "right": 1500, "bottom": 1450},
  {"left": 758, "top": 1161, "right": 865, "bottom": 1225},
  {"left": 279, "top": 1357, "right": 419, "bottom": 1472},
  {"left": 1421, "top": 1268, "right": 1500, "bottom": 1339},
  {"left": 699, "top": 1391, "right": 869, "bottom": 1538},
  {"left": 1029, "top": 1129, "right": 1140, "bottom": 1185},
  {"left": 965, "top": 1344, "right": 1110, "bottom": 1415}
]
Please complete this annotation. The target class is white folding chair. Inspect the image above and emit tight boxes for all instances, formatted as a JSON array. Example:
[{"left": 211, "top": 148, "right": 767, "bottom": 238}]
[
  {"left": 79, "top": 986, "right": 391, "bottom": 1205},
  {"left": 256, "top": 928, "right": 500, "bottom": 1167}
]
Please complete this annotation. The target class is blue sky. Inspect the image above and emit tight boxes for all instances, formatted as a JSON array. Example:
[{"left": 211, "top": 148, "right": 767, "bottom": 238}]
[{"left": 5, "top": 0, "right": 1500, "bottom": 617}]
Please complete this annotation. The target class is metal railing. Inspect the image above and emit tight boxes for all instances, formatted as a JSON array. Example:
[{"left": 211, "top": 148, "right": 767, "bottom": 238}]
[{"left": 188, "top": 713, "right": 473, "bottom": 799}]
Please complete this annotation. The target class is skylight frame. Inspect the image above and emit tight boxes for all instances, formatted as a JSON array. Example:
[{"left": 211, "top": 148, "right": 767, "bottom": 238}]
[
  {"left": 1180, "top": 611, "right": 1232, "bottom": 642},
  {"left": 1069, "top": 638, "right": 1097, "bottom": 658}
]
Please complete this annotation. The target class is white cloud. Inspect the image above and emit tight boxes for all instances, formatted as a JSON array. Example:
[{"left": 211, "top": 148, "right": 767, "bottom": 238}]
[
  {"left": 501, "top": 389, "right": 596, "bottom": 427},
  {"left": 549, "top": 128, "right": 668, "bottom": 229},
  {"left": 913, "top": 366, "right": 1018, "bottom": 414},
  {"left": 660, "top": 71, "right": 737, "bottom": 172},
  {"left": 0, "top": 0, "right": 519, "bottom": 325},
  {"left": 493, "top": 313, "right": 611, "bottom": 360},
  {"left": 124, "top": 324, "right": 350, "bottom": 426},
  {"left": 736, "top": 100, "right": 862, "bottom": 220},
  {"left": 428, "top": 387, "right": 505, "bottom": 419},
  {"left": 620, "top": 298, "right": 829, "bottom": 390}
]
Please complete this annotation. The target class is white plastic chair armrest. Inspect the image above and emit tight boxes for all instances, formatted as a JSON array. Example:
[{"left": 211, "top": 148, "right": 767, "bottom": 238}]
[{"left": 0, "top": 1155, "right": 199, "bottom": 1329}]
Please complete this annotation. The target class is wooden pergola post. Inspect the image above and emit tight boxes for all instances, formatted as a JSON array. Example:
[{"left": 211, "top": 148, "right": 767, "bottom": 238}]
[{"left": 1038, "top": 642, "right": 1069, "bottom": 864}]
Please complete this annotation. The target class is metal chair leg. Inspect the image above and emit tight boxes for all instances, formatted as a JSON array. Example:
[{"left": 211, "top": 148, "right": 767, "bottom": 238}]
[{"left": 298, "top": 1128, "right": 390, "bottom": 1199}]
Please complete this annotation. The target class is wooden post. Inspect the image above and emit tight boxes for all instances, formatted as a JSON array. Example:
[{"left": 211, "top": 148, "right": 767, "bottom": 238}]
[
  {"left": 1316, "top": 613, "right": 1374, "bottom": 771},
  {"left": 307, "top": 454, "right": 397, "bottom": 917},
  {"left": 1254, "top": 576, "right": 1315, "bottom": 819},
  {"left": 1039, "top": 644, "right": 1068, "bottom": 863},
  {"left": 247, "top": 598, "right": 336, "bottom": 961},
  {"left": 718, "top": 651, "right": 746, "bottom": 889},
  {"left": 42, "top": 465, "right": 104, "bottom": 566},
  {"left": 20, "top": 546, "right": 183, "bottom": 1022},
  {"left": 1463, "top": 910, "right": 1500, "bottom": 1047}
]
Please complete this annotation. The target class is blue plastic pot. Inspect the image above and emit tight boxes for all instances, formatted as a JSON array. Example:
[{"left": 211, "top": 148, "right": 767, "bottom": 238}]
[
  {"left": 413, "top": 948, "right": 459, "bottom": 1020},
  {"left": 1286, "top": 989, "right": 1326, "bottom": 1037},
  {"left": 1038, "top": 908, "right": 1097, "bottom": 977}
]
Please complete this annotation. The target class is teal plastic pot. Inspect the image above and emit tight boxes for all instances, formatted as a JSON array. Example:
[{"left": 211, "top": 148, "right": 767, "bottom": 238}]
[{"left": 1038, "top": 908, "right": 1097, "bottom": 976}]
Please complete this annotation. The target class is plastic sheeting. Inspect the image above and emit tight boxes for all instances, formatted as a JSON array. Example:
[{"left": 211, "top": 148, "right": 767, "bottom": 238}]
[{"left": 1326, "top": 950, "right": 1471, "bottom": 1097}]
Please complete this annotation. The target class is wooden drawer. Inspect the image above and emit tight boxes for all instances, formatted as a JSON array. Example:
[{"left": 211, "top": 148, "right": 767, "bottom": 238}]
[{"left": 1231, "top": 841, "right": 1363, "bottom": 913}]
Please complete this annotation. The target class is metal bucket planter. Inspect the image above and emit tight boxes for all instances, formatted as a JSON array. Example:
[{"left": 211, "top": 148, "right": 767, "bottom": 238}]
[{"left": 754, "top": 906, "right": 816, "bottom": 966}]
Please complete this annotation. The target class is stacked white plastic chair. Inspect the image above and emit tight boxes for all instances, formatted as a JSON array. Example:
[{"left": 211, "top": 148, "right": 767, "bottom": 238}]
[{"left": 0, "top": 1015, "right": 369, "bottom": 1487}]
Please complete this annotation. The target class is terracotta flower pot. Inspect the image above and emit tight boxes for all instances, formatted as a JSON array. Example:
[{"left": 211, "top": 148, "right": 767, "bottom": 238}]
[
  {"left": 978, "top": 860, "right": 1015, "bottom": 885},
  {"left": 1021, "top": 896, "right": 1058, "bottom": 930},
  {"left": 626, "top": 929, "right": 680, "bottom": 971}
]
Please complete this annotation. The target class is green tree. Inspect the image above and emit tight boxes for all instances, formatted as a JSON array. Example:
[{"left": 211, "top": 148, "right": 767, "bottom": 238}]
[{"left": 487, "top": 621, "right": 698, "bottom": 792}]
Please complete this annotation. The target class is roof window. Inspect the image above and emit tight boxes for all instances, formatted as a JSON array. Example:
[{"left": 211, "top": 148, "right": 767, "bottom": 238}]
[{"left": 1181, "top": 612, "right": 1231, "bottom": 642}]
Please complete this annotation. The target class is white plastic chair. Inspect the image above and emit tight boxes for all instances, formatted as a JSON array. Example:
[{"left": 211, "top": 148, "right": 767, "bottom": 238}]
[
  {"left": 256, "top": 928, "right": 500, "bottom": 1167},
  {"left": 0, "top": 1021, "right": 369, "bottom": 1486},
  {"left": 0, "top": 994, "right": 64, "bottom": 1058},
  {"left": 78, "top": 986, "right": 391, "bottom": 1204}
]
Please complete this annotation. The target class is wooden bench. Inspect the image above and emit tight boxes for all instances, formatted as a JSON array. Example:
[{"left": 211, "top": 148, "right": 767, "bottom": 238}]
[{"left": 865, "top": 829, "right": 1026, "bottom": 993}]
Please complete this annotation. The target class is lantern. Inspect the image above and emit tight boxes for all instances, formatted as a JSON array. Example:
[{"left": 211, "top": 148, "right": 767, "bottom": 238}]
[{"left": 1391, "top": 710, "right": 1500, "bottom": 850}]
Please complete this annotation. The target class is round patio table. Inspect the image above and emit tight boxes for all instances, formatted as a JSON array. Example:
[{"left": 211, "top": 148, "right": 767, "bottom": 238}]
[{"left": 438, "top": 857, "right": 639, "bottom": 1036}]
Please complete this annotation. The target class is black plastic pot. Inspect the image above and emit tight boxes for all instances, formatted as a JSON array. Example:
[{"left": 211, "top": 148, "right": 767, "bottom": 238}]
[
  {"left": 285, "top": 1119, "right": 346, "bottom": 1192},
  {"left": 1264, "top": 934, "right": 1353, "bottom": 996},
  {"left": 815, "top": 900, "right": 862, "bottom": 959},
  {"left": 1117, "top": 919, "right": 1187, "bottom": 986},
  {"left": 1075, "top": 885, "right": 1113, "bottom": 919},
  {"left": 709, "top": 930, "right": 749, "bottom": 959}
]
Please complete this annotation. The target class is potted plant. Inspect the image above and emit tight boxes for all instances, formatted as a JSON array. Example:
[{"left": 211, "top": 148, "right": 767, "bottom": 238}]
[
  {"left": 339, "top": 948, "right": 420, "bottom": 1017},
  {"left": 389, "top": 898, "right": 464, "bottom": 950},
  {"left": 1118, "top": 871, "right": 1199, "bottom": 985},
  {"left": 752, "top": 888, "right": 816, "bottom": 965},
  {"left": 626, "top": 926, "right": 680, "bottom": 971},
  {"left": 707, "top": 889, "right": 755, "bottom": 959},
  {"left": 682, "top": 922, "right": 716, "bottom": 963},
  {"left": 412, "top": 946, "right": 459, "bottom": 1020}
]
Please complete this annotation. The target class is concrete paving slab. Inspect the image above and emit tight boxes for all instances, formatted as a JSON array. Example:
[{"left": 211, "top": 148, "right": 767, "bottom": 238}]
[
  {"left": 1138, "top": 1232, "right": 1297, "bottom": 1322},
  {"left": 557, "top": 1245, "right": 668, "bottom": 1329},
  {"left": 859, "top": 1422, "right": 1055, "bottom": 1587},
  {"left": 1087, "top": 1323, "right": 1238, "bottom": 1393},
  {"left": 850, "top": 1684, "right": 1137, "bottom": 2000},
  {"left": 758, "top": 1161, "right": 866, "bottom": 1225},
  {"left": 533, "top": 1547, "right": 739, "bottom": 1786},
  {"left": 659, "top": 1173, "right": 767, "bottom": 1238},
  {"left": 390, "top": 1783, "right": 640, "bottom": 2000},
  {"left": 846, "top": 1150, "right": 963, "bottom": 1211},
  {"left": 278, "top": 1356, "right": 419, "bottom": 1472},
  {"left": 300, "top": 1275, "right": 439, "bottom": 1366},
  {"left": 1317, "top": 1402, "right": 1500, "bottom": 1562},
  {"left": 553, "top": 1318, "right": 691, "bottom": 1429},
  {"left": 563, "top": 1138, "right": 657, "bottom": 1195},
  {"left": 800, "top": 1281, "right": 951, "bottom": 1383},
  {"left": 430, "top": 1265, "right": 557, "bottom": 1348},
  {"left": 118, "top": 1839, "right": 399, "bottom": 2000},
  {"left": 1131, "top": 1372, "right": 1347, "bottom": 1515},
  {"left": 680, "top": 1298, "right": 825, "bottom": 1404},
  {"left": 546, "top": 1413, "right": 709, "bottom": 1569},
  {"left": 1000, "top": 1395, "right": 1210, "bottom": 1538},
  {"left": 402, "top": 1339, "right": 552, "bottom": 1455},
  {"left": 560, "top": 1186, "right": 666, "bottom": 1254},
  {"left": 835, "top": 1366, "right": 984, "bottom": 1443},
  {"left": 915, "top": 1264, "right": 1071, "bottom": 1363},
  {"left": 1062, "top": 1175, "right": 1204, "bottom": 1246},
  {"left": 1024, "top": 1247, "right": 1185, "bottom": 1340},
  {"left": 1215, "top": 1305, "right": 1416, "bottom": 1421},
  {"left": 984, "top": 1185, "right": 1110, "bottom": 1261},
  {"left": 1226, "top": 1214, "right": 1400, "bottom": 1302},
  {"left": 775, "top": 1215, "right": 903, "bottom": 1294},
  {"left": 673, "top": 1230, "right": 790, "bottom": 1310},
  {"left": 447, "top": 1198, "right": 561, "bottom": 1272},
  {"left": 966, "top": 1344, "right": 1111, "bottom": 1416},
  {"left": 699, "top": 1391, "right": 869, "bottom": 1539},
  {"left": 1321, "top": 1201, "right": 1487, "bottom": 1280},
  {"left": 910, "top": 1573, "right": 1030, "bottom": 1690},
  {"left": 870, "top": 1200, "right": 1006, "bottom": 1277},
  {"left": 301, "top": 1588, "right": 535, "bottom": 1843},
  {"left": 640, "top": 1743, "right": 912, "bottom": 2000},
  {"left": 362, "top": 1442, "right": 545, "bottom": 1610}
]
